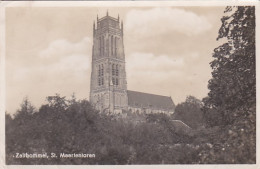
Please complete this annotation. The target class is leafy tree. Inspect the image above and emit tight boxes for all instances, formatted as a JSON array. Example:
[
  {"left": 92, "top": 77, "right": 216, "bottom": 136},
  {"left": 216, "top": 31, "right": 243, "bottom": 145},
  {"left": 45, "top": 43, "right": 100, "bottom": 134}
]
[
  {"left": 15, "top": 97, "right": 35, "bottom": 117},
  {"left": 173, "top": 96, "right": 204, "bottom": 129},
  {"left": 46, "top": 93, "right": 68, "bottom": 113},
  {"left": 204, "top": 6, "right": 255, "bottom": 125},
  {"left": 201, "top": 6, "right": 256, "bottom": 163}
]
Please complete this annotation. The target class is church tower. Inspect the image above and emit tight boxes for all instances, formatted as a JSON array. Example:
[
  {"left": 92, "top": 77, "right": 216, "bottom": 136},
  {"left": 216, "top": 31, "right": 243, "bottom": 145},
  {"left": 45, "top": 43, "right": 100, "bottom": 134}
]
[{"left": 90, "top": 12, "right": 128, "bottom": 114}]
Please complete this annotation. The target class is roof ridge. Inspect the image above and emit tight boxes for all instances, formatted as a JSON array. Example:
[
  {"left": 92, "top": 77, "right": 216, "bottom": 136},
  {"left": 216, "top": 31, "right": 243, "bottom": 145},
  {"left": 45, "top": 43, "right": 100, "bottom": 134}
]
[{"left": 127, "top": 90, "right": 171, "bottom": 98}]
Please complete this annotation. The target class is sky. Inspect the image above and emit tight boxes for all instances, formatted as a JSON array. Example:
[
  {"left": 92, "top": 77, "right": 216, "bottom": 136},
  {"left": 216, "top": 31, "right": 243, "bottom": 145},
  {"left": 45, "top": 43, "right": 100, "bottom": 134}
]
[{"left": 6, "top": 6, "right": 225, "bottom": 115}]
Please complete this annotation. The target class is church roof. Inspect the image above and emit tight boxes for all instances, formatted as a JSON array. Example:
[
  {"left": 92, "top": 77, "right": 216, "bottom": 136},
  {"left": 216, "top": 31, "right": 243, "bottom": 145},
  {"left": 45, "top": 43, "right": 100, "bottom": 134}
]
[{"left": 127, "top": 90, "right": 175, "bottom": 111}]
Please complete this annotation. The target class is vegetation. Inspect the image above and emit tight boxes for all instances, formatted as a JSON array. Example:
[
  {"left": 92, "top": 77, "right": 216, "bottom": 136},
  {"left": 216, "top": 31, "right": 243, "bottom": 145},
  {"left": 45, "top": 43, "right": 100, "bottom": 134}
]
[
  {"left": 6, "top": 95, "right": 196, "bottom": 164},
  {"left": 173, "top": 96, "right": 204, "bottom": 129},
  {"left": 6, "top": 6, "right": 255, "bottom": 164},
  {"left": 202, "top": 6, "right": 256, "bottom": 163},
  {"left": 203, "top": 6, "right": 255, "bottom": 126}
]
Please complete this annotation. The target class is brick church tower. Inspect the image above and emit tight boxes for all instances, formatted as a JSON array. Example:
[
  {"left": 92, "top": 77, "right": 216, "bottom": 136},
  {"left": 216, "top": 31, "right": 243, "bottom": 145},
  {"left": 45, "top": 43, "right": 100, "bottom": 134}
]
[{"left": 90, "top": 12, "right": 128, "bottom": 114}]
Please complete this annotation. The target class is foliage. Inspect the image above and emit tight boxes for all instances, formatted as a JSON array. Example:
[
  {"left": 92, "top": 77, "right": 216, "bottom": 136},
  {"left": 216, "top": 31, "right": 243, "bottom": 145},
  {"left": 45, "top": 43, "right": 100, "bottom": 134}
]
[
  {"left": 203, "top": 6, "right": 255, "bottom": 125},
  {"left": 201, "top": 6, "right": 256, "bottom": 163},
  {"left": 6, "top": 91, "right": 255, "bottom": 164},
  {"left": 173, "top": 96, "right": 204, "bottom": 129}
]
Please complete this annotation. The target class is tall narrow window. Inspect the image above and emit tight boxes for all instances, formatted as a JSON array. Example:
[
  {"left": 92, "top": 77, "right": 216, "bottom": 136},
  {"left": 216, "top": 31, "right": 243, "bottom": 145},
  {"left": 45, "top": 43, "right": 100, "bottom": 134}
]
[
  {"left": 116, "top": 78, "right": 118, "bottom": 86},
  {"left": 115, "top": 38, "right": 117, "bottom": 56},
  {"left": 102, "top": 36, "right": 105, "bottom": 56},
  {"left": 101, "top": 64, "right": 104, "bottom": 76},
  {"left": 101, "top": 77, "right": 104, "bottom": 85},
  {"left": 116, "top": 64, "right": 119, "bottom": 76},
  {"left": 111, "top": 36, "right": 113, "bottom": 56},
  {"left": 98, "top": 65, "right": 101, "bottom": 77},
  {"left": 112, "top": 64, "right": 115, "bottom": 76}
]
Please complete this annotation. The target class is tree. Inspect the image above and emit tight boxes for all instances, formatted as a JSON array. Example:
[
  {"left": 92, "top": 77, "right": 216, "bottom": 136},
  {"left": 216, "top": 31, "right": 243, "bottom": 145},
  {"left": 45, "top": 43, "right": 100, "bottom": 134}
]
[
  {"left": 46, "top": 93, "right": 68, "bottom": 113},
  {"left": 15, "top": 97, "right": 35, "bottom": 117},
  {"left": 204, "top": 6, "right": 255, "bottom": 125},
  {"left": 200, "top": 6, "right": 256, "bottom": 163},
  {"left": 173, "top": 96, "right": 204, "bottom": 129}
]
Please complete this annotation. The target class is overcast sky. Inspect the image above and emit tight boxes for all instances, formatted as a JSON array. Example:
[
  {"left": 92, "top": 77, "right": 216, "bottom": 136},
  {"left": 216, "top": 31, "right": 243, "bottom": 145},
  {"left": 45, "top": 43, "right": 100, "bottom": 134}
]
[{"left": 6, "top": 6, "right": 225, "bottom": 115}]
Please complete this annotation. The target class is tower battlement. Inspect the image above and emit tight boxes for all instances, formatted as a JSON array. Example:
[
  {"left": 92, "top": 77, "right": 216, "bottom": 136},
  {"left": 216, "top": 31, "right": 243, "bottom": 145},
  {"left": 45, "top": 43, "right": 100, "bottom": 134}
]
[{"left": 94, "top": 13, "right": 123, "bottom": 37}]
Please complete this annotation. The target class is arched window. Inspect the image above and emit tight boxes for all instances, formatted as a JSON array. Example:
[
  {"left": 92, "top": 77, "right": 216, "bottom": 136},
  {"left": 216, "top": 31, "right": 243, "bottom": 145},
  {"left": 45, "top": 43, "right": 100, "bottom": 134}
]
[
  {"left": 116, "top": 64, "right": 119, "bottom": 76},
  {"left": 112, "top": 77, "right": 115, "bottom": 85},
  {"left": 98, "top": 65, "right": 101, "bottom": 77},
  {"left": 111, "top": 36, "right": 113, "bottom": 55},
  {"left": 102, "top": 36, "right": 105, "bottom": 56},
  {"left": 112, "top": 64, "right": 115, "bottom": 76},
  {"left": 115, "top": 38, "right": 117, "bottom": 56},
  {"left": 101, "top": 64, "right": 104, "bottom": 76}
]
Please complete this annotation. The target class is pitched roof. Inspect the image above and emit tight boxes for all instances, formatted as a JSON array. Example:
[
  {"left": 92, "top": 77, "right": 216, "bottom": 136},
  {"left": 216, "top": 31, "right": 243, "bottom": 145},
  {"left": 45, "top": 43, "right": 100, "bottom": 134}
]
[{"left": 127, "top": 90, "right": 175, "bottom": 111}]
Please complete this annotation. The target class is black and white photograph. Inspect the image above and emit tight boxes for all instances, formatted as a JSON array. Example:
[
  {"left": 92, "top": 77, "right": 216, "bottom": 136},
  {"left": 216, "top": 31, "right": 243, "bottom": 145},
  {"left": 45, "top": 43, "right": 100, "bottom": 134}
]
[{"left": 1, "top": 1, "right": 257, "bottom": 166}]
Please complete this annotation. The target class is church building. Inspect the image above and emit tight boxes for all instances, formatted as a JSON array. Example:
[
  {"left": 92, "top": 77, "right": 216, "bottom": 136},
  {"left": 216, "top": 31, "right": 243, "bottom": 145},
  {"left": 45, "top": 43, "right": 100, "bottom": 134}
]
[{"left": 89, "top": 13, "right": 175, "bottom": 115}]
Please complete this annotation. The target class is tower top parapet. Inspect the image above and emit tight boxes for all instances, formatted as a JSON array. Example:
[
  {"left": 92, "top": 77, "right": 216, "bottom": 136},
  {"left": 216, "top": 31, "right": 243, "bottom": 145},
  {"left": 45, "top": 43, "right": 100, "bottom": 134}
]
[
  {"left": 96, "top": 12, "right": 120, "bottom": 22},
  {"left": 95, "top": 13, "right": 122, "bottom": 32}
]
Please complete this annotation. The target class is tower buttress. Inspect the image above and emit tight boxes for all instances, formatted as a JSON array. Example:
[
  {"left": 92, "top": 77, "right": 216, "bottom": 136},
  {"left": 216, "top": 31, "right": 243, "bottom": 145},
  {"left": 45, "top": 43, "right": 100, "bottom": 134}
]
[
  {"left": 121, "top": 21, "right": 123, "bottom": 35},
  {"left": 93, "top": 21, "right": 95, "bottom": 36}
]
